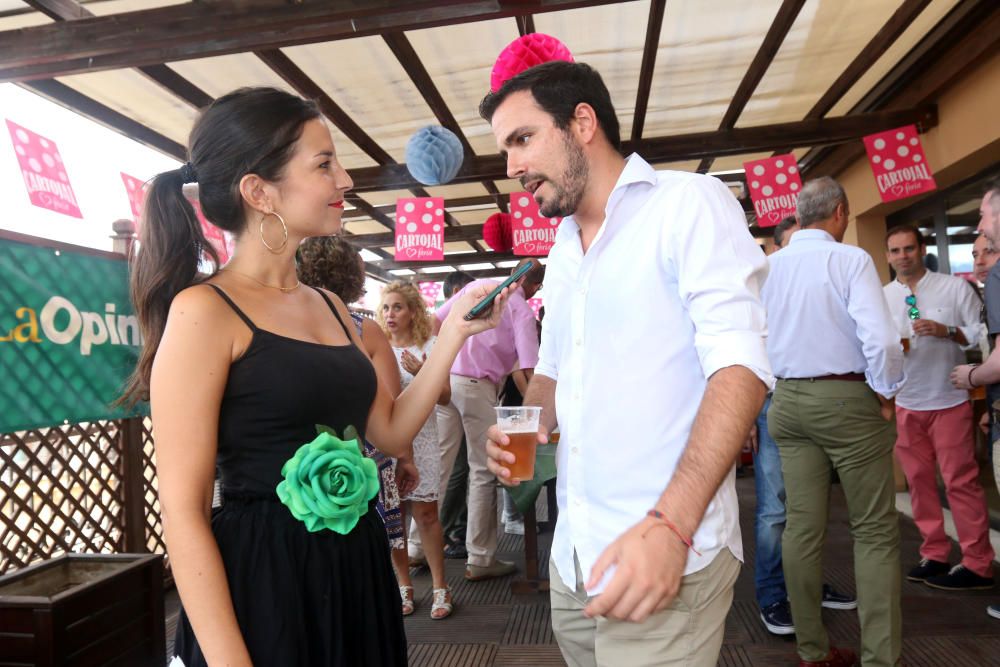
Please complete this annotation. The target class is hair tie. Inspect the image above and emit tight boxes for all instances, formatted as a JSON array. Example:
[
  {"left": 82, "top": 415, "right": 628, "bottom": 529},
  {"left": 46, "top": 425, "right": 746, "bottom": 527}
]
[{"left": 179, "top": 162, "right": 198, "bottom": 184}]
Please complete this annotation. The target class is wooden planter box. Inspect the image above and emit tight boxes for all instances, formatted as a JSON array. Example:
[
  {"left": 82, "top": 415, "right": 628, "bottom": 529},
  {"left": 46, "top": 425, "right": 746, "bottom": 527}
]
[{"left": 0, "top": 553, "right": 165, "bottom": 667}]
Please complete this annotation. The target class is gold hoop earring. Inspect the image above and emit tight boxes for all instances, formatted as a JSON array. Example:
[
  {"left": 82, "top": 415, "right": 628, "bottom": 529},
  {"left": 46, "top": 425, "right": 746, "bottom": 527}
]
[{"left": 259, "top": 210, "right": 288, "bottom": 254}]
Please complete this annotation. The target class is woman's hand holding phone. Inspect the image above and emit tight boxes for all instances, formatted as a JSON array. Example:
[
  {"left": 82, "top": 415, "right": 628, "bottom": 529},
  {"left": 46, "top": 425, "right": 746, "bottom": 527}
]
[{"left": 442, "top": 283, "right": 510, "bottom": 340}]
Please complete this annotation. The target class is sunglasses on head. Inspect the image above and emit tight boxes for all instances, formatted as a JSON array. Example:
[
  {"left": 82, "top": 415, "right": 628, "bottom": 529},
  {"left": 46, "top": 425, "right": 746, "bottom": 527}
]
[{"left": 905, "top": 294, "right": 920, "bottom": 320}]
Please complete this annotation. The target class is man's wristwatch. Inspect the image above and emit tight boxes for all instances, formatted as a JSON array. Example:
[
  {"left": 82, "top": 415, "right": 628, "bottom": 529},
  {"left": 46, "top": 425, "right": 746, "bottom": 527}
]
[{"left": 946, "top": 325, "right": 957, "bottom": 339}]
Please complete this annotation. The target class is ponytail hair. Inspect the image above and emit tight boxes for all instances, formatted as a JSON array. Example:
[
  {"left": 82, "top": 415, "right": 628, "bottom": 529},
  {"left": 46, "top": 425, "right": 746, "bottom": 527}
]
[{"left": 120, "top": 87, "right": 320, "bottom": 404}]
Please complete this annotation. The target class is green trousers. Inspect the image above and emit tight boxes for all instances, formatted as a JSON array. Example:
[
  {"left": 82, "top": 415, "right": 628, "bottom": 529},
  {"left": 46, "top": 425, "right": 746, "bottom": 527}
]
[{"left": 768, "top": 379, "right": 902, "bottom": 667}]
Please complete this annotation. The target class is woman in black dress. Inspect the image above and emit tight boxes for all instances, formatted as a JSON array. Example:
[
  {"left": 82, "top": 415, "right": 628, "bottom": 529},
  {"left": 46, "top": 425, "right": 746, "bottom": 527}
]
[{"left": 122, "top": 87, "right": 507, "bottom": 666}]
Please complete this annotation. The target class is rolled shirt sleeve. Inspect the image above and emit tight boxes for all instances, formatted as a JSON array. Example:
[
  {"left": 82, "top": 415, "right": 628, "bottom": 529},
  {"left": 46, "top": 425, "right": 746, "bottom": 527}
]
[
  {"left": 668, "top": 177, "right": 774, "bottom": 390},
  {"left": 847, "top": 256, "right": 905, "bottom": 397}
]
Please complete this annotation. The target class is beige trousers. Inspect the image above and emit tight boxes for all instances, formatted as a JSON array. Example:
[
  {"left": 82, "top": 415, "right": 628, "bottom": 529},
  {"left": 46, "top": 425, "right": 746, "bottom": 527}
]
[{"left": 550, "top": 549, "right": 740, "bottom": 667}]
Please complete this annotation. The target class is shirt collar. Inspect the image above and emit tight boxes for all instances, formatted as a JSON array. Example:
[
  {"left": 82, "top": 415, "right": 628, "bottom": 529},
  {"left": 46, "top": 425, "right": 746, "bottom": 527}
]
[
  {"left": 790, "top": 228, "right": 836, "bottom": 244},
  {"left": 560, "top": 153, "right": 657, "bottom": 235}
]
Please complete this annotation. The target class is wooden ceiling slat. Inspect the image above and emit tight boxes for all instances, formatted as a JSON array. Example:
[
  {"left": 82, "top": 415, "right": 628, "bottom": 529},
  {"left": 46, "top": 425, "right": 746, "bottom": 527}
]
[
  {"left": 801, "top": 0, "right": 999, "bottom": 177},
  {"left": 382, "top": 31, "right": 502, "bottom": 244},
  {"left": 347, "top": 105, "right": 937, "bottom": 191},
  {"left": 372, "top": 250, "right": 526, "bottom": 271},
  {"left": 256, "top": 49, "right": 394, "bottom": 165},
  {"left": 0, "top": 0, "right": 631, "bottom": 83},
  {"left": 350, "top": 224, "right": 488, "bottom": 249},
  {"left": 515, "top": 14, "right": 536, "bottom": 36},
  {"left": 18, "top": 79, "right": 187, "bottom": 159},
  {"left": 23, "top": 0, "right": 214, "bottom": 111},
  {"left": 345, "top": 195, "right": 397, "bottom": 231},
  {"left": 696, "top": 0, "right": 806, "bottom": 173},
  {"left": 804, "top": 0, "right": 933, "bottom": 121},
  {"left": 629, "top": 0, "right": 665, "bottom": 144}
]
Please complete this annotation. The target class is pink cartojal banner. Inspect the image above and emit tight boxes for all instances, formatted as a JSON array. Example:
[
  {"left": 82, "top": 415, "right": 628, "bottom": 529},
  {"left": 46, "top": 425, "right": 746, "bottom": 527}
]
[
  {"left": 120, "top": 172, "right": 145, "bottom": 227},
  {"left": 6, "top": 119, "right": 82, "bottom": 218},
  {"left": 190, "top": 199, "right": 233, "bottom": 264},
  {"left": 863, "top": 125, "right": 936, "bottom": 203},
  {"left": 527, "top": 297, "right": 544, "bottom": 320},
  {"left": 744, "top": 154, "right": 802, "bottom": 228},
  {"left": 417, "top": 281, "right": 442, "bottom": 307},
  {"left": 510, "top": 192, "right": 560, "bottom": 256},
  {"left": 395, "top": 197, "right": 444, "bottom": 261}
]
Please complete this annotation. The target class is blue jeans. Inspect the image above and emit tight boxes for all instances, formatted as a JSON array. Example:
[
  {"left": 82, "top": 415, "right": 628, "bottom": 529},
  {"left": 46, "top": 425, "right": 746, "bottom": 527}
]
[{"left": 753, "top": 396, "right": 788, "bottom": 608}]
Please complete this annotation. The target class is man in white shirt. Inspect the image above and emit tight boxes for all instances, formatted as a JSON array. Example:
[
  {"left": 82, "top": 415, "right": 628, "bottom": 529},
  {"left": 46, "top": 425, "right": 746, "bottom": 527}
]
[
  {"left": 763, "top": 177, "right": 904, "bottom": 667},
  {"left": 882, "top": 224, "right": 994, "bottom": 591},
  {"left": 480, "top": 61, "right": 772, "bottom": 666}
]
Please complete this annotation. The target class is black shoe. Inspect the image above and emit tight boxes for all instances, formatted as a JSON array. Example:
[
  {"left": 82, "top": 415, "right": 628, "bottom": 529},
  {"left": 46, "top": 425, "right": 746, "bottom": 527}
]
[
  {"left": 760, "top": 600, "right": 795, "bottom": 635},
  {"left": 925, "top": 564, "right": 995, "bottom": 591},
  {"left": 821, "top": 584, "right": 857, "bottom": 610},
  {"left": 443, "top": 543, "right": 467, "bottom": 559},
  {"left": 906, "top": 558, "right": 950, "bottom": 582}
]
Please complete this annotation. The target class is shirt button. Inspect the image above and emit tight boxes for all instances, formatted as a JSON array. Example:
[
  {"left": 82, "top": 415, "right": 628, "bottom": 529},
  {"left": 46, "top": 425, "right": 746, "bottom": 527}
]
[
  {"left": 574, "top": 339, "right": 582, "bottom": 346},
  {"left": 571, "top": 447, "right": 579, "bottom": 454}
]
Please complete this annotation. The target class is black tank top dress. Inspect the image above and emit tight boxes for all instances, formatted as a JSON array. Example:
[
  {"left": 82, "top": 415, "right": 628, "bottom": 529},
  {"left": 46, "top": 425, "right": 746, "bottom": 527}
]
[{"left": 172, "top": 285, "right": 406, "bottom": 666}]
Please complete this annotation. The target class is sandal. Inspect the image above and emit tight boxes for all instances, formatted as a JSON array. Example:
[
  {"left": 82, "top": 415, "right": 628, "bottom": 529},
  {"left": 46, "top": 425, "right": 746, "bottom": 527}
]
[
  {"left": 399, "top": 585, "right": 415, "bottom": 616},
  {"left": 430, "top": 587, "right": 454, "bottom": 620}
]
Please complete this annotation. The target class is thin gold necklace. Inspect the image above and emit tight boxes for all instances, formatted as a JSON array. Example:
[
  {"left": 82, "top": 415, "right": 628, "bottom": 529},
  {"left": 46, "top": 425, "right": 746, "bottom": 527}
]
[{"left": 221, "top": 268, "right": 300, "bottom": 292}]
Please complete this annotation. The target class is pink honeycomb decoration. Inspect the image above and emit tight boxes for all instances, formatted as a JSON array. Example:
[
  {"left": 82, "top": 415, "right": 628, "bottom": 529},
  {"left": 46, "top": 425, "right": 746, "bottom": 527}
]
[{"left": 490, "top": 33, "right": 574, "bottom": 92}]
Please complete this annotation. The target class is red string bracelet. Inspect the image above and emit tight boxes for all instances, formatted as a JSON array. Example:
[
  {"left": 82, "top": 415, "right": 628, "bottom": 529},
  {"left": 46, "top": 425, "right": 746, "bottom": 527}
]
[{"left": 643, "top": 509, "right": 701, "bottom": 556}]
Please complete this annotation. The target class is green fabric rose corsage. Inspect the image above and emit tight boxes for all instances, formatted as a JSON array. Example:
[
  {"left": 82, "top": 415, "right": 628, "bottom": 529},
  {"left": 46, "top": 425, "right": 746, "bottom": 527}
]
[{"left": 276, "top": 425, "right": 379, "bottom": 534}]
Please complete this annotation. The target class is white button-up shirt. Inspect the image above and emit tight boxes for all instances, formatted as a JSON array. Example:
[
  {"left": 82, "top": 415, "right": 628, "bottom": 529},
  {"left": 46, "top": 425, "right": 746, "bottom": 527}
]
[
  {"left": 883, "top": 271, "right": 980, "bottom": 411},
  {"left": 762, "top": 229, "right": 905, "bottom": 397},
  {"left": 537, "top": 154, "right": 773, "bottom": 593}
]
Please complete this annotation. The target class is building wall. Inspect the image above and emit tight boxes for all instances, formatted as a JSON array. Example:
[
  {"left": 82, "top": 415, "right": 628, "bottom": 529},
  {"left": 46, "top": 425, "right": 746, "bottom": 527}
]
[{"left": 840, "top": 48, "right": 1000, "bottom": 282}]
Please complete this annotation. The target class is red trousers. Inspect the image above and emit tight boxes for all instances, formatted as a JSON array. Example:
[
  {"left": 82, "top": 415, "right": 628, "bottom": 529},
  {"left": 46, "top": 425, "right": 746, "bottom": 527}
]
[{"left": 895, "top": 402, "right": 994, "bottom": 577}]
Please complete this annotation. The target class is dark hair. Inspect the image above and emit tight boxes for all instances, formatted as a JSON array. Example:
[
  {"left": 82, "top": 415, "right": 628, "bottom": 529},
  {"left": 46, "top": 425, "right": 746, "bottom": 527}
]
[
  {"left": 297, "top": 236, "right": 366, "bottom": 304},
  {"left": 479, "top": 61, "right": 621, "bottom": 152},
  {"left": 442, "top": 270, "right": 474, "bottom": 299},
  {"left": 773, "top": 216, "right": 798, "bottom": 247},
  {"left": 121, "top": 87, "right": 320, "bottom": 404},
  {"left": 885, "top": 224, "right": 925, "bottom": 249}
]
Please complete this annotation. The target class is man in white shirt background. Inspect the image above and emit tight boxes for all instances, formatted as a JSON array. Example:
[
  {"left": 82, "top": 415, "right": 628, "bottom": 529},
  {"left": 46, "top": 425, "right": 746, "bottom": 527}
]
[
  {"left": 763, "top": 177, "right": 904, "bottom": 667},
  {"left": 480, "top": 60, "right": 772, "bottom": 667},
  {"left": 882, "top": 224, "right": 994, "bottom": 591}
]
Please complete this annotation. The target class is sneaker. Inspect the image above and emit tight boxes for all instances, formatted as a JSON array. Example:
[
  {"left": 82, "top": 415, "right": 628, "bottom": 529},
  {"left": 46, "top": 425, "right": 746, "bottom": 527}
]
[
  {"left": 925, "top": 564, "right": 995, "bottom": 591},
  {"left": 987, "top": 603, "right": 1000, "bottom": 619},
  {"left": 759, "top": 600, "right": 795, "bottom": 635},
  {"left": 443, "top": 543, "right": 468, "bottom": 559},
  {"left": 821, "top": 584, "right": 858, "bottom": 610},
  {"left": 504, "top": 518, "right": 525, "bottom": 535},
  {"left": 465, "top": 559, "right": 517, "bottom": 581},
  {"left": 798, "top": 646, "right": 858, "bottom": 667},
  {"left": 906, "top": 558, "right": 950, "bottom": 582}
]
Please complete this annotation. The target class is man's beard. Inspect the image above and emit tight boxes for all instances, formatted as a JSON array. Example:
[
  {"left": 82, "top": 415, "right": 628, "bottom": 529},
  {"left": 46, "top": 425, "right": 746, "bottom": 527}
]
[{"left": 535, "top": 134, "right": 588, "bottom": 219}]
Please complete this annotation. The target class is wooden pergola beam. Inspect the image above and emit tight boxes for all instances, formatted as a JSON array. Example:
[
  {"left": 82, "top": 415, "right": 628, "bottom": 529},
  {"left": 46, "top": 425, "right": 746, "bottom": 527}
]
[
  {"left": 0, "top": 0, "right": 634, "bottom": 83},
  {"left": 697, "top": 0, "right": 806, "bottom": 172},
  {"left": 18, "top": 79, "right": 187, "bottom": 159},
  {"left": 629, "top": 0, "right": 665, "bottom": 144},
  {"left": 349, "top": 224, "right": 488, "bottom": 249},
  {"left": 347, "top": 105, "right": 937, "bottom": 191},
  {"left": 801, "top": 0, "right": 999, "bottom": 178}
]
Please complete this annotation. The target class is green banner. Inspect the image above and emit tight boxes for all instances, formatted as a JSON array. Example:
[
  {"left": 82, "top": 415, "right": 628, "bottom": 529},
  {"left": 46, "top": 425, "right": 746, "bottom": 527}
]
[{"left": 0, "top": 234, "right": 146, "bottom": 432}]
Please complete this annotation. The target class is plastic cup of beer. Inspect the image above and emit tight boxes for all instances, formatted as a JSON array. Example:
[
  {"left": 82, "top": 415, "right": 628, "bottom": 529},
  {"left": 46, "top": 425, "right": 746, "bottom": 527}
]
[
  {"left": 495, "top": 406, "right": 541, "bottom": 480},
  {"left": 901, "top": 337, "right": 910, "bottom": 353}
]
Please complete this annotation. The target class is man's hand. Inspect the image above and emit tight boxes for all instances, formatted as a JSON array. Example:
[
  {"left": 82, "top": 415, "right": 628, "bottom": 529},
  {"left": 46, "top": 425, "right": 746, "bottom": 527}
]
[
  {"left": 876, "top": 394, "right": 895, "bottom": 421},
  {"left": 912, "top": 319, "right": 946, "bottom": 338},
  {"left": 485, "top": 423, "right": 548, "bottom": 486},
  {"left": 980, "top": 411, "right": 991, "bottom": 436},
  {"left": 745, "top": 422, "right": 759, "bottom": 455},
  {"left": 583, "top": 516, "right": 689, "bottom": 622},
  {"left": 951, "top": 364, "right": 976, "bottom": 390}
]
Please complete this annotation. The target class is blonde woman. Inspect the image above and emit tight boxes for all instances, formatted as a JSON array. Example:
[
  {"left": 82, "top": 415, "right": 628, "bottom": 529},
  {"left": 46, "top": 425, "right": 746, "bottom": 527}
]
[{"left": 378, "top": 281, "right": 453, "bottom": 619}]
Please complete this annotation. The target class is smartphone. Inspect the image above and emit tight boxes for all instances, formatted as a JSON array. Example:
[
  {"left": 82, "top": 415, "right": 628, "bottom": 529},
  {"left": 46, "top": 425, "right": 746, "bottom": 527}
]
[{"left": 463, "top": 261, "right": 534, "bottom": 321}]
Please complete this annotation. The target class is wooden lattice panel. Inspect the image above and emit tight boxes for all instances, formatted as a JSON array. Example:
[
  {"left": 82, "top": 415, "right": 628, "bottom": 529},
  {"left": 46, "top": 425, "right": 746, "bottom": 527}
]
[
  {"left": 141, "top": 417, "right": 166, "bottom": 555},
  {"left": 0, "top": 421, "right": 125, "bottom": 574}
]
